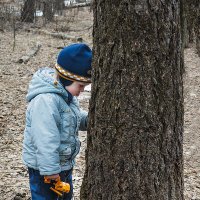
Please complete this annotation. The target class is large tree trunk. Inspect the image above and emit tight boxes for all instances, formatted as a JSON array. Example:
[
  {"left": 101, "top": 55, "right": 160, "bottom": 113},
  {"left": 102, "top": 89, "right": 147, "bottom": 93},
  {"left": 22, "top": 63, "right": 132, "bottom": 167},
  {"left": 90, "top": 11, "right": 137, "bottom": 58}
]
[
  {"left": 21, "top": 0, "right": 35, "bottom": 22},
  {"left": 81, "top": 1, "right": 184, "bottom": 200}
]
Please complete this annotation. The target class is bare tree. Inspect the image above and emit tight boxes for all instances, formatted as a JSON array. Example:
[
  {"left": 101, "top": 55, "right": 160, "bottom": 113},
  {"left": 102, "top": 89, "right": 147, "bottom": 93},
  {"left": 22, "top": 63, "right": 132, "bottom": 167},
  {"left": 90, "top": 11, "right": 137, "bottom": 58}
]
[
  {"left": 81, "top": 0, "right": 184, "bottom": 199},
  {"left": 43, "top": 0, "right": 65, "bottom": 22},
  {"left": 21, "top": 0, "right": 36, "bottom": 22},
  {"left": 184, "top": 0, "right": 200, "bottom": 52},
  {"left": 194, "top": 2, "right": 200, "bottom": 56},
  {"left": 43, "top": 0, "right": 54, "bottom": 21},
  {"left": 54, "top": 0, "right": 65, "bottom": 12}
]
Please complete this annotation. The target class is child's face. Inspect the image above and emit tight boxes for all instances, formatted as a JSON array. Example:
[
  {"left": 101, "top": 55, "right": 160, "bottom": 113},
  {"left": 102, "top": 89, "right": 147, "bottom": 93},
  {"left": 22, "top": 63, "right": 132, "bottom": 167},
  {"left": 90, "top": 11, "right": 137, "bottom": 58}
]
[{"left": 65, "top": 81, "right": 89, "bottom": 96}]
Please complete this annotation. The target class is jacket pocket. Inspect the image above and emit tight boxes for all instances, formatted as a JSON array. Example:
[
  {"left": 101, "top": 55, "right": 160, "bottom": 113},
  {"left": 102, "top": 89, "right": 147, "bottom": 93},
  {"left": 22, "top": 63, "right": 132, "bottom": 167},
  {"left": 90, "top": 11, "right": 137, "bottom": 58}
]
[{"left": 59, "top": 146, "right": 72, "bottom": 166}]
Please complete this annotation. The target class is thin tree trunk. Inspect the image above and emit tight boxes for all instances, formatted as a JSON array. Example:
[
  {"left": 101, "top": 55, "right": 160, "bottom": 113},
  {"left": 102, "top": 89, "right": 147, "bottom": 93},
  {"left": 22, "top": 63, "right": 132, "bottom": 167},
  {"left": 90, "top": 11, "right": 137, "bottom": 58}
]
[{"left": 81, "top": 0, "right": 184, "bottom": 199}]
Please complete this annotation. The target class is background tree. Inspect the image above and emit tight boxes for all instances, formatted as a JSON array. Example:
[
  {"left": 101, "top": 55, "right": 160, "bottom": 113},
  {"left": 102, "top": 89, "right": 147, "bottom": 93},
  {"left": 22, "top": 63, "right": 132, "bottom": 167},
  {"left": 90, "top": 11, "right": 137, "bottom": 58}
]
[
  {"left": 196, "top": 16, "right": 200, "bottom": 56},
  {"left": 185, "top": 0, "right": 199, "bottom": 43},
  {"left": 21, "top": 0, "right": 36, "bottom": 22},
  {"left": 43, "top": 0, "right": 65, "bottom": 22},
  {"left": 54, "top": 0, "right": 65, "bottom": 15},
  {"left": 184, "top": 0, "right": 200, "bottom": 55},
  {"left": 43, "top": 0, "right": 54, "bottom": 22},
  {"left": 193, "top": 2, "right": 200, "bottom": 56},
  {"left": 81, "top": 0, "right": 184, "bottom": 199}
]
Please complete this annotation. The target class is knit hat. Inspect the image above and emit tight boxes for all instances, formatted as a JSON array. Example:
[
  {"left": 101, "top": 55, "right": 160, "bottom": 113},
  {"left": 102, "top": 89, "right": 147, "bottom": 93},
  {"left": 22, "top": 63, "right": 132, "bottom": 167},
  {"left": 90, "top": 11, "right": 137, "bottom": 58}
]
[{"left": 55, "top": 43, "right": 92, "bottom": 84}]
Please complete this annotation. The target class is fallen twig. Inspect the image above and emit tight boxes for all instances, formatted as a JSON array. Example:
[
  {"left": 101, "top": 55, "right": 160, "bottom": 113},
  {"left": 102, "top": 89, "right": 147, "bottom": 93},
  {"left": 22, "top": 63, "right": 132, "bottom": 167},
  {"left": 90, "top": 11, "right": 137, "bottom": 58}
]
[
  {"left": 25, "top": 29, "right": 78, "bottom": 41},
  {"left": 68, "top": 25, "right": 93, "bottom": 32},
  {"left": 64, "top": 2, "right": 91, "bottom": 10},
  {"left": 17, "top": 42, "right": 41, "bottom": 64}
]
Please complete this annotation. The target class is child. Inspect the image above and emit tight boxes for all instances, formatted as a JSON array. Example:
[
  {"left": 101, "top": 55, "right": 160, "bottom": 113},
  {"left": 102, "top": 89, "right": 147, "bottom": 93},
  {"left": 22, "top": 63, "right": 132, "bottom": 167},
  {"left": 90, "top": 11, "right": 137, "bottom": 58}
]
[{"left": 22, "top": 43, "right": 92, "bottom": 200}]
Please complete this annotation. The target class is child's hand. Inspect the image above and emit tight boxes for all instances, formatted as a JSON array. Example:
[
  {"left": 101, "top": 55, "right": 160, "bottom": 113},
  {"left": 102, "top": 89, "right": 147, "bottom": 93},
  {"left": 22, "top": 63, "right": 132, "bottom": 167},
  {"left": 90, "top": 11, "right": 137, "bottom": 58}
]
[{"left": 44, "top": 174, "right": 60, "bottom": 181}]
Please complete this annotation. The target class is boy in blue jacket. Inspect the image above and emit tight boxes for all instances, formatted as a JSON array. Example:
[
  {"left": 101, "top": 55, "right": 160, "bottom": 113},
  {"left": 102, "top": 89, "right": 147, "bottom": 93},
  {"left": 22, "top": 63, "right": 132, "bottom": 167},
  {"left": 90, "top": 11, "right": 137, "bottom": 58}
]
[{"left": 22, "top": 43, "right": 92, "bottom": 200}]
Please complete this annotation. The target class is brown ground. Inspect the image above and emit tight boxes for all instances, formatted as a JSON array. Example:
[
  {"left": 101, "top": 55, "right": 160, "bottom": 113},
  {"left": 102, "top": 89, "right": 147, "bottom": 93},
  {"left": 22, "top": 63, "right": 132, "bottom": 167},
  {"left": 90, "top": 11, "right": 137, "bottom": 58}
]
[{"left": 0, "top": 8, "right": 200, "bottom": 200}]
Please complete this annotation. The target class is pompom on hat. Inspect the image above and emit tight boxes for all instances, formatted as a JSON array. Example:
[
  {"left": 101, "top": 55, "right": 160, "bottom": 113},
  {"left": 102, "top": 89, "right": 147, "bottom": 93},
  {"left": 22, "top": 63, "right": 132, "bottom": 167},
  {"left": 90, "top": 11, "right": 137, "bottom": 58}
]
[{"left": 55, "top": 43, "right": 92, "bottom": 84}]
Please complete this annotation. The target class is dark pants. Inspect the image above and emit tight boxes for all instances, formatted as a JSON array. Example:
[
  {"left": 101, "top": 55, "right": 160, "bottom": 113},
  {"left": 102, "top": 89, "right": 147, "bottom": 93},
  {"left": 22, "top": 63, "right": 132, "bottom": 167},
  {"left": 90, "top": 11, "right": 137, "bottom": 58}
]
[{"left": 28, "top": 168, "right": 73, "bottom": 200}]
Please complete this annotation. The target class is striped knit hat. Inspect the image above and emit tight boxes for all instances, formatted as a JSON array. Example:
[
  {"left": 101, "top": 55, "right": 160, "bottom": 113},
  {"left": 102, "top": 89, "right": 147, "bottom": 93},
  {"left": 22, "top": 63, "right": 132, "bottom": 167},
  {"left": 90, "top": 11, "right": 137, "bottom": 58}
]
[{"left": 55, "top": 43, "right": 92, "bottom": 85}]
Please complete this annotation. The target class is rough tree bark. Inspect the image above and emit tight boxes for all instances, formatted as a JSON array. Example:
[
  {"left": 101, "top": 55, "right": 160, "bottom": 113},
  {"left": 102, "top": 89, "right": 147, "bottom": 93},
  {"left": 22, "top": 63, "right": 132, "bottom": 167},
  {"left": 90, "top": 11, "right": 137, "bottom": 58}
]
[
  {"left": 81, "top": 0, "right": 184, "bottom": 200},
  {"left": 21, "top": 0, "right": 35, "bottom": 22}
]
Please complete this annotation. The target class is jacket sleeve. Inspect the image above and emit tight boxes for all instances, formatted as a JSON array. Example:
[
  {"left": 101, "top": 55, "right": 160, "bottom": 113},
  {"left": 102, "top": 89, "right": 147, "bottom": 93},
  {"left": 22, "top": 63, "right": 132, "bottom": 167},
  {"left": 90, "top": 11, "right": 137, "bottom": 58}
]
[
  {"left": 30, "top": 94, "right": 61, "bottom": 175},
  {"left": 79, "top": 109, "right": 88, "bottom": 131}
]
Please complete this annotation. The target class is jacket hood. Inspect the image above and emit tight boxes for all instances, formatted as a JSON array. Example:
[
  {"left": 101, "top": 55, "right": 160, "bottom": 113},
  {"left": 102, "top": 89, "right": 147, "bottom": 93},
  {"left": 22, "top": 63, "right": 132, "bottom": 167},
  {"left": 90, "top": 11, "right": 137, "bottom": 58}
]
[{"left": 26, "top": 67, "right": 69, "bottom": 102}]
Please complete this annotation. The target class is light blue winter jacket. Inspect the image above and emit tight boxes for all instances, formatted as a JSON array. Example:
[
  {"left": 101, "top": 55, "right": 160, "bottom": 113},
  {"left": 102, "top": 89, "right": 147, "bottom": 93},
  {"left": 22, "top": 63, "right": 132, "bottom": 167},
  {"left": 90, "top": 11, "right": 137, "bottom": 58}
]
[{"left": 22, "top": 67, "right": 88, "bottom": 175}]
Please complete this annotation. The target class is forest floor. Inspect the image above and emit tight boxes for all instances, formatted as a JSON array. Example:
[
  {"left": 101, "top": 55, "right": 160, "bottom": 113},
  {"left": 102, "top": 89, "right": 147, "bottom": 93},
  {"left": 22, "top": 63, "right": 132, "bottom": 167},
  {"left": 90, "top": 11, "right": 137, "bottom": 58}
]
[{"left": 0, "top": 8, "right": 200, "bottom": 200}]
